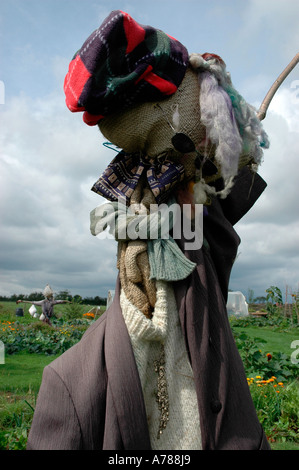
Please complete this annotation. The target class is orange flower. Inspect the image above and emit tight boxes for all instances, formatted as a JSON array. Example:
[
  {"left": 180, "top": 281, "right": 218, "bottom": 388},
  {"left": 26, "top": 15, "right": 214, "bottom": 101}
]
[
  {"left": 266, "top": 353, "right": 272, "bottom": 361},
  {"left": 83, "top": 312, "right": 95, "bottom": 319}
]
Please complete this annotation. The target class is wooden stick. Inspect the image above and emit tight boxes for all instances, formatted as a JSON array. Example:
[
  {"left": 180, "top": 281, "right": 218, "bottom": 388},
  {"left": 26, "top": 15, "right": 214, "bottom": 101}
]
[
  {"left": 284, "top": 285, "right": 289, "bottom": 318},
  {"left": 257, "top": 52, "right": 299, "bottom": 121}
]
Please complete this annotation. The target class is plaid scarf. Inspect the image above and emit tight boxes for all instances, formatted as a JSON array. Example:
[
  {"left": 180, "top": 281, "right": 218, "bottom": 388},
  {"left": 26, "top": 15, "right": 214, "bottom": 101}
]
[{"left": 91, "top": 151, "right": 185, "bottom": 205}]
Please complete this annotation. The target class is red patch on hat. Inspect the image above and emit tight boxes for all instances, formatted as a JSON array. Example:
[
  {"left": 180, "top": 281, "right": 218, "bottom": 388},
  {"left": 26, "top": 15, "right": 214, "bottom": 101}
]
[
  {"left": 144, "top": 71, "right": 178, "bottom": 95},
  {"left": 134, "top": 64, "right": 153, "bottom": 84},
  {"left": 64, "top": 55, "right": 92, "bottom": 112},
  {"left": 83, "top": 111, "right": 105, "bottom": 125},
  {"left": 122, "top": 10, "right": 146, "bottom": 54},
  {"left": 135, "top": 65, "right": 177, "bottom": 95}
]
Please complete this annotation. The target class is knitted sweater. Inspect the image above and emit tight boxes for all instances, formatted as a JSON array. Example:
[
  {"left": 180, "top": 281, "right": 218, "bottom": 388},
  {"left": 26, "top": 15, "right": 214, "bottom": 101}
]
[{"left": 120, "top": 281, "right": 202, "bottom": 450}]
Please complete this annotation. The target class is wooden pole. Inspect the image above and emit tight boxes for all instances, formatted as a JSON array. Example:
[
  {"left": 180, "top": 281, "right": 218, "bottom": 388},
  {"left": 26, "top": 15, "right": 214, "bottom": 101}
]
[
  {"left": 257, "top": 52, "right": 299, "bottom": 121},
  {"left": 284, "top": 285, "right": 288, "bottom": 318}
]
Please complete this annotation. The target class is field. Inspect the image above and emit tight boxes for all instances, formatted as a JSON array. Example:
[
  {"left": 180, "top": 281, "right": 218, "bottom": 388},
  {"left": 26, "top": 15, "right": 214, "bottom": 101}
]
[{"left": 0, "top": 300, "right": 298, "bottom": 450}]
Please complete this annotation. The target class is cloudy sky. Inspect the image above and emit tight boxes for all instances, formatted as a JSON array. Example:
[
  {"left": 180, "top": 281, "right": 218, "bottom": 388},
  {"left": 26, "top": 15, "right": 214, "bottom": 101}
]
[{"left": 0, "top": 0, "right": 299, "bottom": 301}]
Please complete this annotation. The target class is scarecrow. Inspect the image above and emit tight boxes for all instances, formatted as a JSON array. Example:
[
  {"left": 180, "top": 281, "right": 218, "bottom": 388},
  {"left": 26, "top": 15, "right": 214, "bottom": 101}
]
[
  {"left": 17, "top": 284, "right": 71, "bottom": 326},
  {"left": 27, "top": 11, "right": 298, "bottom": 450}
]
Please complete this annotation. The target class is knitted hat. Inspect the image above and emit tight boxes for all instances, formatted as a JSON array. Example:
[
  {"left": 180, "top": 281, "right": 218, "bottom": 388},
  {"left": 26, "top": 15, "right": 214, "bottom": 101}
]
[{"left": 64, "top": 10, "right": 189, "bottom": 125}]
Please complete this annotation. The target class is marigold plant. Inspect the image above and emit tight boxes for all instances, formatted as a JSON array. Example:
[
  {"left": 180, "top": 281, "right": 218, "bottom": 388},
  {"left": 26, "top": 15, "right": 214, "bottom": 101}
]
[
  {"left": 83, "top": 312, "right": 95, "bottom": 320},
  {"left": 247, "top": 376, "right": 299, "bottom": 442}
]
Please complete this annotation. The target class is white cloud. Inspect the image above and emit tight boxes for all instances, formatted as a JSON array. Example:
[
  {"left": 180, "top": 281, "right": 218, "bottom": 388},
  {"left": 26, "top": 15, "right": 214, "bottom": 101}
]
[
  {"left": 0, "top": 92, "right": 118, "bottom": 298},
  {"left": 239, "top": 0, "right": 299, "bottom": 59},
  {"left": 223, "top": 0, "right": 299, "bottom": 107},
  {"left": 269, "top": 85, "right": 299, "bottom": 133},
  {"left": 230, "top": 85, "right": 299, "bottom": 298}
]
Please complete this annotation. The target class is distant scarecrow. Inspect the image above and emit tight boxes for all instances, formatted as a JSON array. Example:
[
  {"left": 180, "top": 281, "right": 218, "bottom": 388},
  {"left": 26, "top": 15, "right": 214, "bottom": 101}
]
[{"left": 16, "top": 284, "right": 70, "bottom": 326}]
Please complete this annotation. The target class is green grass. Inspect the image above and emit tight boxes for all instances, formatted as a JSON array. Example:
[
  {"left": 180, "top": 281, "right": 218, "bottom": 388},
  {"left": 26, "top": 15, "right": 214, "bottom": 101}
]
[
  {"left": 0, "top": 352, "right": 60, "bottom": 450},
  {"left": 234, "top": 326, "right": 298, "bottom": 357},
  {"left": 0, "top": 300, "right": 88, "bottom": 323},
  {"left": 271, "top": 440, "right": 299, "bottom": 450},
  {"left": 0, "top": 352, "right": 60, "bottom": 393},
  {"left": 230, "top": 320, "right": 299, "bottom": 449},
  {"left": 1, "top": 353, "right": 297, "bottom": 451}
]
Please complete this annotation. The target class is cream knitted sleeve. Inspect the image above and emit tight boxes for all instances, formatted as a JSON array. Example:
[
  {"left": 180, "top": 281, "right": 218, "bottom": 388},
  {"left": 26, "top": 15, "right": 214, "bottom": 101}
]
[
  {"left": 120, "top": 281, "right": 168, "bottom": 343},
  {"left": 120, "top": 280, "right": 202, "bottom": 450}
]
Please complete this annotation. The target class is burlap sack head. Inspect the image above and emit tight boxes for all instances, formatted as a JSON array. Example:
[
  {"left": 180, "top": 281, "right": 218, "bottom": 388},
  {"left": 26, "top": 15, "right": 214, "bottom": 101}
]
[
  {"left": 99, "top": 67, "right": 218, "bottom": 182},
  {"left": 100, "top": 68, "right": 203, "bottom": 156},
  {"left": 64, "top": 11, "right": 269, "bottom": 187},
  {"left": 98, "top": 67, "right": 237, "bottom": 187},
  {"left": 98, "top": 61, "right": 268, "bottom": 186}
]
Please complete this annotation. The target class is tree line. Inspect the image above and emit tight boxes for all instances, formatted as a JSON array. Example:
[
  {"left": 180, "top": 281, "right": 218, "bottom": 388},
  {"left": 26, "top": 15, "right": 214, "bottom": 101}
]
[{"left": 0, "top": 290, "right": 107, "bottom": 306}]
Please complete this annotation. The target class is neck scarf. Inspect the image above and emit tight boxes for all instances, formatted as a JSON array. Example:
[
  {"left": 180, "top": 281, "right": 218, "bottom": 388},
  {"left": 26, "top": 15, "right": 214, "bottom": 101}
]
[{"left": 91, "top": 150, "right": 185, "bottom": 205}]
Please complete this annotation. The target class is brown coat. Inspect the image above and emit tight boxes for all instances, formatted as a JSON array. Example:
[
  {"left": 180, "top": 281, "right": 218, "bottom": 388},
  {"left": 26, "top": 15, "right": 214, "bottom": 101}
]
[{"left": 27, "top": 168, "right": 270, "bottom": 450}]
